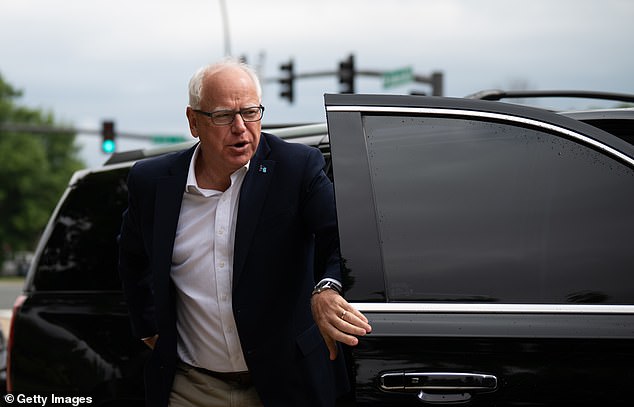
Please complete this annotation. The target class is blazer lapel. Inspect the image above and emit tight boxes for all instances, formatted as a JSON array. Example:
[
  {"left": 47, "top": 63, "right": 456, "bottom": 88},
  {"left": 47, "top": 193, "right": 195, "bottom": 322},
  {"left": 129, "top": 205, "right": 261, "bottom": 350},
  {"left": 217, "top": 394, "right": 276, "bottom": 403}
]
[
  {"left": 152, "top": 146, "right": 195, "bottom": 298},
  {"left": 233, "top": 135, "right": 275, "bottom": 287}
]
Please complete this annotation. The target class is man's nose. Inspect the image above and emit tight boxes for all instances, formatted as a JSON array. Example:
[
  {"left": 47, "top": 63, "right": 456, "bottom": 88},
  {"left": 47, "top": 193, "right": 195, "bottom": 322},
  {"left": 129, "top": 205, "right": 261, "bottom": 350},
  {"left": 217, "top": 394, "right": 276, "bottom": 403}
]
[{"left": 232, "top": 112, "right": 247, "bottom": 130}]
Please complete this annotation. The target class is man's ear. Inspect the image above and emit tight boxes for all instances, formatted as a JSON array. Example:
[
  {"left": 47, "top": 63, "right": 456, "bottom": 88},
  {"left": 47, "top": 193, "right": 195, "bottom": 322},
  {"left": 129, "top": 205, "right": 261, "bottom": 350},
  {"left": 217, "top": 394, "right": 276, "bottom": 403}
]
[{"left": 186, "top": 106, "right": 200, "bottom": 139}]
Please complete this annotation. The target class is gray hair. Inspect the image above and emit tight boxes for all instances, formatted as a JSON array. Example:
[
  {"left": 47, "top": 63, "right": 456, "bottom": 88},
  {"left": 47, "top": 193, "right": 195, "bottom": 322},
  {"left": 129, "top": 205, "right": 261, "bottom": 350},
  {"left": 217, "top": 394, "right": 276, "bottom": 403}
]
[{"left": 188, "top": 58, "right": 262, "bottom": 109}]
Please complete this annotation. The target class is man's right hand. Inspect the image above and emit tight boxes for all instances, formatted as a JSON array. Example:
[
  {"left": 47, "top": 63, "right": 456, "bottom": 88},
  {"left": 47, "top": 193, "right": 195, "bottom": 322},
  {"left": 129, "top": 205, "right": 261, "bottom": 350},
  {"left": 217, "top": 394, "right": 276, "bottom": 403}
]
[{"left": 142, "top": 334, "right": 159, "bottom": 350}]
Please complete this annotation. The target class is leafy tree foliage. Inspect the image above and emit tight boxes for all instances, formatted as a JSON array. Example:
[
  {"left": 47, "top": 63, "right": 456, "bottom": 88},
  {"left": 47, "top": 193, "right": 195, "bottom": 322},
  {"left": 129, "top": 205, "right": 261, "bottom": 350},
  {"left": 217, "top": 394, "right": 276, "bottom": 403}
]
[{"left": 0, "top": 73, "right": 84, "bottom": 265}]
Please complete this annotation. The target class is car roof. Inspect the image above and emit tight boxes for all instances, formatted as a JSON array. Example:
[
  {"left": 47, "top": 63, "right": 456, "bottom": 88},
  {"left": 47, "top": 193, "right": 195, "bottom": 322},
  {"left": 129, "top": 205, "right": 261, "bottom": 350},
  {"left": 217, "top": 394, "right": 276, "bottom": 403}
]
[
  {"left": 465, "top": 89, "right": 634, "bottom": 105},
  {"left": 467, "top": 90, "right": 634, "bottom": 146}
]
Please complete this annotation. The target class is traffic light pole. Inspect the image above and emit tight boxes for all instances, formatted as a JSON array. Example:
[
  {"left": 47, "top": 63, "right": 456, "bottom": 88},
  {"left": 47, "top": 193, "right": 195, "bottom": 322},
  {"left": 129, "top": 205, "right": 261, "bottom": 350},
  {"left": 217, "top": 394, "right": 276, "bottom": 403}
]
[
  {"left": 355, "top": 69, "right": 444, "bottom": 96},
  {"left": 0, "top": 123, "right": 168, "bottom": 141},
  {"left": 269, "top": 54, "right": 444, "bottom": 103}
]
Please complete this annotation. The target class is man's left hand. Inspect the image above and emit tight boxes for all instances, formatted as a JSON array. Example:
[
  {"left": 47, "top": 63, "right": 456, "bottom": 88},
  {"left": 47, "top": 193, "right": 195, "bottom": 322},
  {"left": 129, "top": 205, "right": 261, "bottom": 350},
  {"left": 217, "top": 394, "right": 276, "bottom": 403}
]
[{"left": 311, "top": 289, "right": 372, "bottom": 360}]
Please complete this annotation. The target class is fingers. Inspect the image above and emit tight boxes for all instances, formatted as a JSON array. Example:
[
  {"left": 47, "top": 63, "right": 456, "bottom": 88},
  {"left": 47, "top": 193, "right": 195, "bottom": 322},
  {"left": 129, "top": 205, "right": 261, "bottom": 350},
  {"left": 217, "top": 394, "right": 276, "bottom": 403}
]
[
  {"left": 337, "top": 313, "right": 367, "bottom": 337},
  {"left": 311, "top": 289, "right": 373, "bottom": 359},
  {"left": 324, "top": 337, "right": 338, "bottom": 361},
  {"left": 328, "top": 317, "right": 363, "bottom": 346},
  {"left": 312, "top": 290, "right": 366, "bottom": 335},
  {"left": 339, "top": 307, "right": 372, "bottom": 334},
  {"left": 322, "top": 321, "right": 358, "bottom": 361}
]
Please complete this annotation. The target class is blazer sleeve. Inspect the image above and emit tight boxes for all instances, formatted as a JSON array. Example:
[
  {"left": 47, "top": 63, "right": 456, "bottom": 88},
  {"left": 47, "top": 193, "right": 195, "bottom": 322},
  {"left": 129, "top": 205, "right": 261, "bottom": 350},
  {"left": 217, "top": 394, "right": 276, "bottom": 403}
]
[{"left": 301, "top": 147, "right": 344, "bottom": 285}]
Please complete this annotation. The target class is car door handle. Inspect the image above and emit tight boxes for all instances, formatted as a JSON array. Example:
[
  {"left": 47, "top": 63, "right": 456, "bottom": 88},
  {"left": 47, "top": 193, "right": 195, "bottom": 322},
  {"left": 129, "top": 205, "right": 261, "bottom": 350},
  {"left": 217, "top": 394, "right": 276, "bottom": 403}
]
[{"left": 380, "top": 372, "right": 497, "bottom": 403}]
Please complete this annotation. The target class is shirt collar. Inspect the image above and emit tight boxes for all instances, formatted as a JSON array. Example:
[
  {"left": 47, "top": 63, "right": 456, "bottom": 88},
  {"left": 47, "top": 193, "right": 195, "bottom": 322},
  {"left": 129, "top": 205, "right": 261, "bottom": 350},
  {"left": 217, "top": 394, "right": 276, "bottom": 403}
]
[{"left": 185, "top": 144, "right": 250, "bottom": 196}]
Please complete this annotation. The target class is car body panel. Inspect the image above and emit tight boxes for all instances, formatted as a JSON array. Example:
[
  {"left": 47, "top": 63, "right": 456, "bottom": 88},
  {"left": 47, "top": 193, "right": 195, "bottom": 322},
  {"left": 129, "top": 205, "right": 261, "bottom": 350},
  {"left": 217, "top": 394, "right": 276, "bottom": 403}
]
[
  {"left": 325, "top": 93, "right": 634, "bottom": 405},
  {"left": 7, "top": 165, "right": 149, "bottom": 405},
  {"left": 10, "top": 293, "right": 147, "bottom": 402}
]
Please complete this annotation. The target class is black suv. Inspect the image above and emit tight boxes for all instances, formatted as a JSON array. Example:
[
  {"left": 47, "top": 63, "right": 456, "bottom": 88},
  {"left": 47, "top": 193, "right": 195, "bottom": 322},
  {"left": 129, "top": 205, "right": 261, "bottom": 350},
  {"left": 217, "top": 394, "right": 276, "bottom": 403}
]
[
  {"left": 4, "top": 125, "right": 329, "bottom": 406},
  {"left": 6, "top": 92, "right": 634, "bottom": 406}
]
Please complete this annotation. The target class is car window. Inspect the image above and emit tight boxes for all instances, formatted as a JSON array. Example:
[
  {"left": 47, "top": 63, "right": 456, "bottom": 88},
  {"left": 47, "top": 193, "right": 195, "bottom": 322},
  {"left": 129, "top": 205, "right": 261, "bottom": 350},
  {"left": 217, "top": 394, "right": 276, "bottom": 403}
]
[
  {"left": 32, "top": 167, "right": 129, "bottom": 291},
  {"left": 362, "top": 115, "right": 634, "bottom": 304}
]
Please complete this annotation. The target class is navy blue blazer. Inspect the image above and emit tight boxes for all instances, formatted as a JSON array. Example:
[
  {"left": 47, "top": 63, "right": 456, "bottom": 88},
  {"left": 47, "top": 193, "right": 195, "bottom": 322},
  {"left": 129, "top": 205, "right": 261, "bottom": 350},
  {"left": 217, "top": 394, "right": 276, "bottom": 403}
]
[{"left": 118, "top": 133, "right": 349, "bottom": 406}]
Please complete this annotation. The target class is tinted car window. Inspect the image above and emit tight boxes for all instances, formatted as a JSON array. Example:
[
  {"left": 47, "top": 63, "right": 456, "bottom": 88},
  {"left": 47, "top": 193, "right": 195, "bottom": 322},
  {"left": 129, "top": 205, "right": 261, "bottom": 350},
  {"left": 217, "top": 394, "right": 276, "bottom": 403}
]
[
  {"left": 363, "top": 115, "right": 634, "bottom": 304},
  {"left": 33, "top": 167, "right": 129, "bottom": 291}
]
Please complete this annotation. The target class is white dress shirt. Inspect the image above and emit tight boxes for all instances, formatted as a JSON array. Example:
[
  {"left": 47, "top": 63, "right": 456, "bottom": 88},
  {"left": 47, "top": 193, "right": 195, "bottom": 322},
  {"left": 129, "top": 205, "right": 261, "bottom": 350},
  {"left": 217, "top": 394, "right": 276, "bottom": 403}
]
[{"left": 170, "top": 145, "right": 249, "bottom": 373}]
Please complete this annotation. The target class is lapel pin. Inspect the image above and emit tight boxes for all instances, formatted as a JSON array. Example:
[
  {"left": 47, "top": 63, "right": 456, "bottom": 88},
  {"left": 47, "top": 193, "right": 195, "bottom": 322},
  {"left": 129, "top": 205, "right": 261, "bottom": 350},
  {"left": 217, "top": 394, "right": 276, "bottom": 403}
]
[{"left": 258, "top": 164, "right": 268, "bottom": 173}]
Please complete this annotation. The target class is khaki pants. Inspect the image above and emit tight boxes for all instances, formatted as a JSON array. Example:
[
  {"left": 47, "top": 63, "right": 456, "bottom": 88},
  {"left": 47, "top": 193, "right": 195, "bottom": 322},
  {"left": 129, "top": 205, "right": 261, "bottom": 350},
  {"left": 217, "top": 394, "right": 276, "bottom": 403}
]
[{"left": 169, "top": 363, "right": 263, "bottom": 407}]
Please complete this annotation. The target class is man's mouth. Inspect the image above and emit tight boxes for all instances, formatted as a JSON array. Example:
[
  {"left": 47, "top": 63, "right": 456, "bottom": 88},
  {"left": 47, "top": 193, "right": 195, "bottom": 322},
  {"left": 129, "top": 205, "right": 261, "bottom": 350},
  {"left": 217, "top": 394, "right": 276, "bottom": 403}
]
[{"left": 229, "top": 141, "right": 250, "bottom": 152}]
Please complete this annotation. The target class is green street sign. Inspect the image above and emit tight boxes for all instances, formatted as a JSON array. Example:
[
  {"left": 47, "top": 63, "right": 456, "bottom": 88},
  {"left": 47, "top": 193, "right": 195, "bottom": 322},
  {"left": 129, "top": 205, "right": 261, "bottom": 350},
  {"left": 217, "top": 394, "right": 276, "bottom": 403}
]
[
  {"left": 383, "top": 66, "right": 414, "bottom": 89},
  {"left": 151, "top": 135, "right": 187, "bottom": 144}
]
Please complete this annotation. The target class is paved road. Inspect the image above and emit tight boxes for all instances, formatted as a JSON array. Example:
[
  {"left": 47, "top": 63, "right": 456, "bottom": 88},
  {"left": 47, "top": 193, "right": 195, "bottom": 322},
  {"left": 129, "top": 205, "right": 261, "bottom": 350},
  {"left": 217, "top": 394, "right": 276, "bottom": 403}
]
[
  {"left": 0, "top": 278, "right": 25, "bottom": 337},
  {"left": 0, "top": 279, "right": 24, "bottom": 309}
]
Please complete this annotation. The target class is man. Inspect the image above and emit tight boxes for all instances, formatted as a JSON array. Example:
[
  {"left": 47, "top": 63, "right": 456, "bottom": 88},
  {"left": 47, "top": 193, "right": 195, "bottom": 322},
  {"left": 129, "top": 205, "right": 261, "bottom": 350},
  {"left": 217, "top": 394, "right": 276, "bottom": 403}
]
[{"left": 118, "top": 59, "right": 371, "bottom": 407}]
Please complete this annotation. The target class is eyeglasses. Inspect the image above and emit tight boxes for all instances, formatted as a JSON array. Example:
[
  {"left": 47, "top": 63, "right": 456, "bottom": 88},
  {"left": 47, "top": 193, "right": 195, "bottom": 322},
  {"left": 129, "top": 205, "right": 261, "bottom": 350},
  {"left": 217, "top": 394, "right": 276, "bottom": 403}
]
[{"left": 193, "top": 105, "right": 265, "bottom": 126}]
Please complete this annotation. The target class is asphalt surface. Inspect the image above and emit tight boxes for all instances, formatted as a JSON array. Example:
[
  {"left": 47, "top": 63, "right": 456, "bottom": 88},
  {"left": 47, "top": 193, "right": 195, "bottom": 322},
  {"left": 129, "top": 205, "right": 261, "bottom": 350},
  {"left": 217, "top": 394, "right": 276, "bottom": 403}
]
[
  {"left": 0, "top": 279, "right": 23, "bottom": 309},
  {"left": 0, "top": 278, "right": 25, "bottom": 337}
]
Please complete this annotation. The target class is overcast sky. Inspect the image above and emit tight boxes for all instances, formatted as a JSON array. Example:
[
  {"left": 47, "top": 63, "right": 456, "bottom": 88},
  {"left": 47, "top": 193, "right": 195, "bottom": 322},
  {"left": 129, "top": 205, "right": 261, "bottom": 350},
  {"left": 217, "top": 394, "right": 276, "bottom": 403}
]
[{"left": 1, "top": 0, "right": 633, "bottom": 166}]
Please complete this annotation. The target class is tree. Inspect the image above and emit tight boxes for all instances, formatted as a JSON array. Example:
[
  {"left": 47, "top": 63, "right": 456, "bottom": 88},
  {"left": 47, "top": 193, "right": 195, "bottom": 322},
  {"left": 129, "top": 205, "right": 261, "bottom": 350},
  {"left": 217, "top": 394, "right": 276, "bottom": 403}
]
[{"left": 0, "top": 73, "right": 84, "bottom": 268}]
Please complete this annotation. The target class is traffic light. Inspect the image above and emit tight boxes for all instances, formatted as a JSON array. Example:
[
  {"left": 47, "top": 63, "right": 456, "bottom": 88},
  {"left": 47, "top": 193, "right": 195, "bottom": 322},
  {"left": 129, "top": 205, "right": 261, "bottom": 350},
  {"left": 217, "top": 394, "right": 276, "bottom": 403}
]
[
  {"left": 338, "top": 54, "right": 355, "bottom": 94},
  {"left": 101, "top": 120, "right": 116, "bottom": 153},
  {"left": 279, "top": 59, "right": 294, "bottom": 103}
]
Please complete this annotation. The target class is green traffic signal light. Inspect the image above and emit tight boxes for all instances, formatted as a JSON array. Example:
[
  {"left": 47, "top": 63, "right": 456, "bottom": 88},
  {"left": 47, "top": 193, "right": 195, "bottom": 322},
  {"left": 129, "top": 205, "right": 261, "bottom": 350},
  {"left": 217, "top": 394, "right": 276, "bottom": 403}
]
[
  {"left": 101, "top": 120, "right": 116, "bottom": 154},
  {"left": 102, "top": 139, "right": 116, "bottom": 153}
]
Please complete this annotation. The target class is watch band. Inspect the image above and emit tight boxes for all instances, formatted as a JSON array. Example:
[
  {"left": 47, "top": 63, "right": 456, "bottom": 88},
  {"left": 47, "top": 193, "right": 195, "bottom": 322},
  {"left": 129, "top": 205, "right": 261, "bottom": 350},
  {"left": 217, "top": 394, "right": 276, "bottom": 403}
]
[{"left": 312, "top": 280, "right": 343, "bottom": 296}]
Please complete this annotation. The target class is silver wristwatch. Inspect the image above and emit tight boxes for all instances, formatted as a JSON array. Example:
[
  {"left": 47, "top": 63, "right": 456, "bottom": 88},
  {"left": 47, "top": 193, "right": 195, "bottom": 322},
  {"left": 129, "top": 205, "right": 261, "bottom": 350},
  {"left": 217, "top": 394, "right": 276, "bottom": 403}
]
[{"left": 312, "top": 280, "right": 343, "bottom": 296}]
